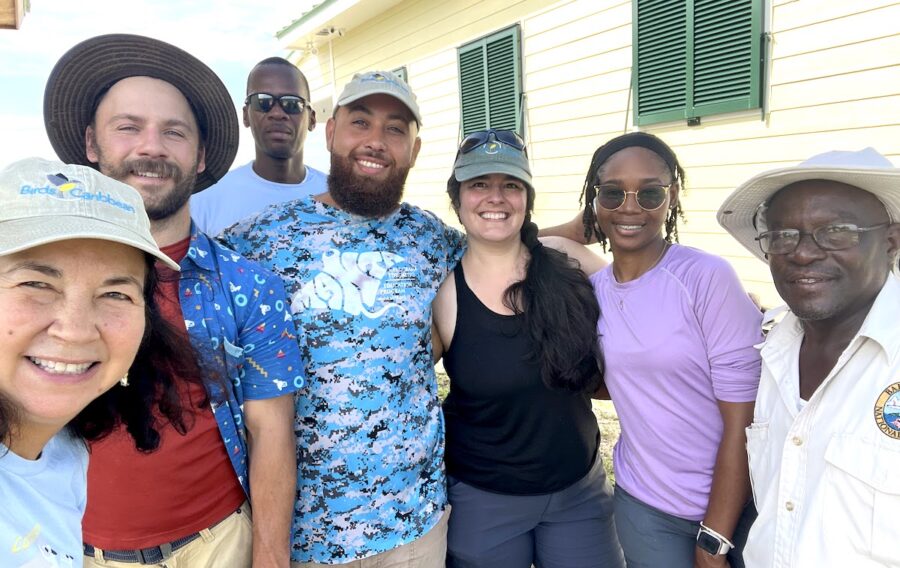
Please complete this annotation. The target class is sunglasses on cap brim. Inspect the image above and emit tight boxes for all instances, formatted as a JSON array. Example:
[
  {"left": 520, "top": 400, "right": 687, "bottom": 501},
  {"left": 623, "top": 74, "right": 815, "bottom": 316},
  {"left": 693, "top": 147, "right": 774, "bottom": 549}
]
[{"left": 457, "top": 129, "right": 527, "bottom": 156}]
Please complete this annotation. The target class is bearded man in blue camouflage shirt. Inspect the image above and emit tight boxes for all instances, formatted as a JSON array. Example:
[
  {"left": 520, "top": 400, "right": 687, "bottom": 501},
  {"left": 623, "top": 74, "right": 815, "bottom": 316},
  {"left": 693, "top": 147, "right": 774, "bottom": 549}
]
[{"left": 222, "top": 71, "right": 463, "bottom": 567}]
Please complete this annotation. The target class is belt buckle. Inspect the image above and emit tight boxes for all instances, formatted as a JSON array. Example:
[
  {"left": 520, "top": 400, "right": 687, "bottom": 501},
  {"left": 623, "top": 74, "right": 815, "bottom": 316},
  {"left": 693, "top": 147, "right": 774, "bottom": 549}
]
[
  {"left": 159, "top": 543, "right": 174, "bottom": 560},
  {"left": 135, "top": 543, "right": 172, "bottom": 564}
]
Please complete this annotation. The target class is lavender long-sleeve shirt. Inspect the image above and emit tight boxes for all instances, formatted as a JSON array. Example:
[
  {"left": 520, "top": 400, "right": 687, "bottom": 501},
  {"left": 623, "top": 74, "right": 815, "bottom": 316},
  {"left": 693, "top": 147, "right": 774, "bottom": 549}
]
[{"left": 590, "top": 244, "right": 762, "bottom": 520}]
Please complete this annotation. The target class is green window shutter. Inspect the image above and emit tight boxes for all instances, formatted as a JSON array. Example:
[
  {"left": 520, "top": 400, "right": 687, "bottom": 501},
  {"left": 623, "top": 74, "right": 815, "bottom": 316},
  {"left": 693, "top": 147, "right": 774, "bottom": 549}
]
[
  {"left": 459, "top": 46, "right": 488, "bottom": 134},
  {"left": 634, "top": 0, "right": 689, "bottom": 125},
  {"left": 458, "top": 26, "right": 522, "bottom": 136},
  {"left": 691, "top": 0, "right": 763, "bottom": 117},
  {"left": 634, "top": 0, "right": 764, "bottom": 126}
]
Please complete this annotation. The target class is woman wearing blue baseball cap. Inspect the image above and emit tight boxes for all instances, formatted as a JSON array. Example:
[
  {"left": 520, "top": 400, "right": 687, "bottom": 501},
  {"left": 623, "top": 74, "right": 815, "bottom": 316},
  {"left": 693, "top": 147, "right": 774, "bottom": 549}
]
[
  {"left": 0, "top": 158, "right": 202, "bottom": 566},
  {"left": 432, "top": 130, "right": 624, "bottom": 567}
]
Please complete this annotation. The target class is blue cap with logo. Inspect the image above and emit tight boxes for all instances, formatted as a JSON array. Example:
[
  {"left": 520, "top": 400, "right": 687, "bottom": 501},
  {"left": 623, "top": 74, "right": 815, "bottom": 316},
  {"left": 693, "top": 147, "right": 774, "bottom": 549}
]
[{"left": 0, "top": 157, "right": 179, "bottom": 269}]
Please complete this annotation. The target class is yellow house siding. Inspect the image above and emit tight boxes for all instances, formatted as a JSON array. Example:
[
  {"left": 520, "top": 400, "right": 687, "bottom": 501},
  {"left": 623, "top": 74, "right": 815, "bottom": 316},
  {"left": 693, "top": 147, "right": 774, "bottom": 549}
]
[{"left": 291, "top": 0, "right": 900, "bottom": 307}]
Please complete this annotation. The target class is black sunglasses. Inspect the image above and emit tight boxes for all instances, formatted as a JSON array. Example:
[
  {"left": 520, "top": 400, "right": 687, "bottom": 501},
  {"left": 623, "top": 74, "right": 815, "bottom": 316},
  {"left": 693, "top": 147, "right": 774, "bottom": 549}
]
[
  {"left": 458, "top": 129, "right": 527, "bottom": 156},
  {"left": 245, "top": 93, "right": 308, "bottom": 115}
]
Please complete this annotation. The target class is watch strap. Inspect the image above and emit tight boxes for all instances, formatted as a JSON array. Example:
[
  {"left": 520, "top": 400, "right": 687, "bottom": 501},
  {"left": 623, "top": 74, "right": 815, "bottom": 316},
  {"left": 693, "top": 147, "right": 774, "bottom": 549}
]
[{"left": 697, "top": 522, "right": 734, "bottom": 555}]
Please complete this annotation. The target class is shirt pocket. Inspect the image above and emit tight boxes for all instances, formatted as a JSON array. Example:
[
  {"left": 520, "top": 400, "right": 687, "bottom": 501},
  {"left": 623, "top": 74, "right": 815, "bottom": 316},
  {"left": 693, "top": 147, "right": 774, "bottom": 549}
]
[
  {"left": 823, "top": 434, "right": 900, "bottom": 564},
  {"left": 744, "top": 421, "right": 770, "bottom": 508}
]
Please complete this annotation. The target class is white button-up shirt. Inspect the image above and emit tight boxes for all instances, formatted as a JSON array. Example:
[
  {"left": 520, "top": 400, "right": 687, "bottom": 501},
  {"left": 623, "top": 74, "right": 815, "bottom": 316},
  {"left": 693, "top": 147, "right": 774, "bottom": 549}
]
[{"left": 744, "top": 275, "right": 900, "bottom": 568}]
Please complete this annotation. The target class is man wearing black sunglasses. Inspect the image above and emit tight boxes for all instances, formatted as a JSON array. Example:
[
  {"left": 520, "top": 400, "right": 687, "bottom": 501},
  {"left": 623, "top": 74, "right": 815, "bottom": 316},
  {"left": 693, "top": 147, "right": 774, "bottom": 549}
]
[
  {"left": 192, "top": 57, "right": 325, "bottom": 236},
  {"left": 718, "top": 148, "right": 900, "bottom": 568}
]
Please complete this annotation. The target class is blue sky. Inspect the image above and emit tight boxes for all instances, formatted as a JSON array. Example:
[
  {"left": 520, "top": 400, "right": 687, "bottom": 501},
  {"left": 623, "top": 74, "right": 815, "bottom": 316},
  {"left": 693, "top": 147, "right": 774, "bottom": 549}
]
[{"left": 0, "top": 0, "right": 331, "bottom": 171}]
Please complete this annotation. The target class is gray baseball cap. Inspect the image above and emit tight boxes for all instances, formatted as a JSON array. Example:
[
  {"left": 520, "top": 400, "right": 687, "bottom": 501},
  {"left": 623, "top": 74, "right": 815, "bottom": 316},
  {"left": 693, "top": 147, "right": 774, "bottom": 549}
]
[
  {"left": 337, "top": 70, "right": 422, "bottom": 126},
  {"left": 0, "top": 157, "right": 179, "bottom": 270},
  {"left": 453, "top": 133, "right": 532, "bottom": 187}
]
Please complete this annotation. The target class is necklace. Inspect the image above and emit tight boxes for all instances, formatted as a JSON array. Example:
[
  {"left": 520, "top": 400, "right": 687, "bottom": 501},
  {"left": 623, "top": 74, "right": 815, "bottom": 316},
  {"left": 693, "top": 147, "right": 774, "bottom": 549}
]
[{"left": 613, "top": 243, "right": 671, "bottom": 310}]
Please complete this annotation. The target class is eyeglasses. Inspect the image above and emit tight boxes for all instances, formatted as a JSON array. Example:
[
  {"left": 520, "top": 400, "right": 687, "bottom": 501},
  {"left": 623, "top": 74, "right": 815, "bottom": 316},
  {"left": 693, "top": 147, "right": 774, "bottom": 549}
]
[
  {"left": 245, "top": 93, "right": 308, "bottom": 115},
  {"left": 592, "top": 184, "right": 672, "bottom": 212},
  {"left": 457, "top": 129, "right": 527, "bottom": 156},
  {"left": 755, "top": 223, "right": 889, "bottom": 255}
]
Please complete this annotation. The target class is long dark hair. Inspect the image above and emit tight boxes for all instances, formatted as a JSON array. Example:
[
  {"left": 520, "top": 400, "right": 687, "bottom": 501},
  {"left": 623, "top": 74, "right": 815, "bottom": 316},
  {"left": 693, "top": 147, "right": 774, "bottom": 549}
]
[
  {"left": 580, "top": 132, "right": 687, "bottom": 251},
  {"left": 448, "top": 177, "right": 603, "bottom": 393},
  {"left": 0, "top": 254, "right": 207, "bottom": 453}
]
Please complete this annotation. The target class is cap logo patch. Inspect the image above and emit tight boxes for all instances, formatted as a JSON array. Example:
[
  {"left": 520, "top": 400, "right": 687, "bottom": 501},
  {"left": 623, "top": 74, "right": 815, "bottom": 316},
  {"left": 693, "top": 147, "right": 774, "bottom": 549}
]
[
  {"left": 484, "top": 141, "right": 501, "bottom": 155},
  {"left": 47, "top": 173, "right": 79, "bottom": 192},
  {"left": 18, "top": 172, "right": 136, "bottom": 214},
  {"left": 875, "top": 381, "right": 900, "bottom": 440}
]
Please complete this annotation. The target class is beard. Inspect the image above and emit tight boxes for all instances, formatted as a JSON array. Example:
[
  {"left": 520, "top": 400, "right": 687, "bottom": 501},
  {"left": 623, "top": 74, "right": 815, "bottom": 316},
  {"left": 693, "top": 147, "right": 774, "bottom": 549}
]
[
  {"left": 91, "top": 142, "right": 198, "bottom": 221},
  {"left": 327, "top": 151, "right": 409, "bottom": 218}
]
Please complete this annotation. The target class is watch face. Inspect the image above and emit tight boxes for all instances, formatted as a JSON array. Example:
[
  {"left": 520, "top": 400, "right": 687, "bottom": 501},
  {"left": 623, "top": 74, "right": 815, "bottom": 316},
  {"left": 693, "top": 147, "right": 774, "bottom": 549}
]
[{"left": 697, "top": 531, "right": 722, "bottom": 555}]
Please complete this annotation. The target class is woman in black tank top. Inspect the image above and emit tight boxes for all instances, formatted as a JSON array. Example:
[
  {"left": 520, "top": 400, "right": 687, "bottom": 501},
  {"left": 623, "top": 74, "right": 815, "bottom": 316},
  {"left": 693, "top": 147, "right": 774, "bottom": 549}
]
[{"left": 432, "top": 130, "right": 624, "bottom": 567}]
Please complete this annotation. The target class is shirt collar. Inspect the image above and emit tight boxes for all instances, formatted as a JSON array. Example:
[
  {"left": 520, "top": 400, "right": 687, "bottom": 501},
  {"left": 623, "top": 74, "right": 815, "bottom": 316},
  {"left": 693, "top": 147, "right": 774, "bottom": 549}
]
[
  {"left": 180, "top": 222, "right": 218, "bottom": 272},
  {"left": 762, "top": 274, "right": 900, "bottom": 365},
  {"left": 854, "top": 274, "right": 900, "bottom": 365}
]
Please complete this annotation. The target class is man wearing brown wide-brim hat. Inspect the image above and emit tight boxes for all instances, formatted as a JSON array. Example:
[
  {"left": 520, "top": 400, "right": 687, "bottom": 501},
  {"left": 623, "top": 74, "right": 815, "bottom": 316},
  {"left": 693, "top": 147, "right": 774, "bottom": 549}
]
[{"left": 44, "top": 33, "right": 302, "bottom": 568}]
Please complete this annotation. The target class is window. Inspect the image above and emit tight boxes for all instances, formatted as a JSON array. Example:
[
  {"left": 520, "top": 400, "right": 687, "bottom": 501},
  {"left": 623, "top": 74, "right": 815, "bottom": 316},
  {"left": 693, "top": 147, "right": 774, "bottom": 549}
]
[
  {"left": 633, "top": 0, "right": 765, "bottom": 126},
  {"left": 457, "top": 25, "right": 522, "bottom": 136}
]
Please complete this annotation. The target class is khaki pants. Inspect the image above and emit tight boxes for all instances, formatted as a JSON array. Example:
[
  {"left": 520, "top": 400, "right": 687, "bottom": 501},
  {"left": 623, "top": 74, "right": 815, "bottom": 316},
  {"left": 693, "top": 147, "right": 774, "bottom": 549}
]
[
  {"left": 291, "top": 507, "right": 449, "bottom": 568},
  {"left": 84, "top": 502, "right": 252, "bottom": 568}
]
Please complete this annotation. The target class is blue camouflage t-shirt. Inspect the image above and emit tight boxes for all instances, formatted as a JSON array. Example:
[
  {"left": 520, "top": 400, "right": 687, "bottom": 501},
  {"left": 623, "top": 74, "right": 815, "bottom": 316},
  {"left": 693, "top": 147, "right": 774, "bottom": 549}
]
[{"left": 222, "top": 196, "right": 464, "bottom": 563}]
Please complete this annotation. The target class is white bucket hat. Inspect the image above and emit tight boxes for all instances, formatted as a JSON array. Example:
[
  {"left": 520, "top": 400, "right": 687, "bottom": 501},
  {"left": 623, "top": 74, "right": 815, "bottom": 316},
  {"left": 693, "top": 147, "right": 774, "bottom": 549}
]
[
  {"left": 0, "top": 157, "right": 179, "bottom": 269},
  {"left": 717, "top": 148, "right": 900, "bottom": 263}
]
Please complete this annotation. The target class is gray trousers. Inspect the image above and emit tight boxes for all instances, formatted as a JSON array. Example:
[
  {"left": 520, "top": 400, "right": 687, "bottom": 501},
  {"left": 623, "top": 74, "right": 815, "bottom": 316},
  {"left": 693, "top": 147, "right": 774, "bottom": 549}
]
[
  {"left": 614, "top": 486, "right": 756, "bottom": 568},
  {"left": 446, "top": 452, "right": 625, "bottom": 568}
]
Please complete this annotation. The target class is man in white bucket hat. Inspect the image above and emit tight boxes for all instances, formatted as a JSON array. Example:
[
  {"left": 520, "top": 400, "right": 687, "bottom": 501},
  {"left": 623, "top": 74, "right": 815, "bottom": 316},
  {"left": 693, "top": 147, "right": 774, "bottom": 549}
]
[{"left": 718, "top": 148, "right": 900, "bottom": 567}]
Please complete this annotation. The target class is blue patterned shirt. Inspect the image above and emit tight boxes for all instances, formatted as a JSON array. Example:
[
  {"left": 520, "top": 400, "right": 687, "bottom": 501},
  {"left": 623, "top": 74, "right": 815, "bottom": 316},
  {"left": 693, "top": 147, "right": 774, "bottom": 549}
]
[
  {"left": 222, "top": 197, "right": 465, "bottom": 562},
  {"left": 181, "top": 223, "right": 305, "bottom": 496}
]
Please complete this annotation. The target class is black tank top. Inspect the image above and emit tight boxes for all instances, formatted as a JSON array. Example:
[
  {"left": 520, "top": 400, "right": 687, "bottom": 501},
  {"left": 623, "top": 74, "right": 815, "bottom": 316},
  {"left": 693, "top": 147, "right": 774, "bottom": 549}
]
[{"left": 442, "top": 263, "right": 600, "bottom": 495}]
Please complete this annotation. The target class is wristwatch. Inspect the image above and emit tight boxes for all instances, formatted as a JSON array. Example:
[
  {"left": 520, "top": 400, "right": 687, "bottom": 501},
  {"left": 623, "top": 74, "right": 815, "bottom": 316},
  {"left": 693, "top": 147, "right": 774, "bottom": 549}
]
[{"left": 696, "top": 522, "right": 734, "bottom": 556}]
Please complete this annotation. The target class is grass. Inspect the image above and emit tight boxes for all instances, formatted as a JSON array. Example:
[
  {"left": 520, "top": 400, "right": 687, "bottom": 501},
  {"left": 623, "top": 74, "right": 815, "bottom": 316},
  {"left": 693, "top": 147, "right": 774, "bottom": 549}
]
[{"left": 436, "top": 371, "right": 620, "bottom": 484}]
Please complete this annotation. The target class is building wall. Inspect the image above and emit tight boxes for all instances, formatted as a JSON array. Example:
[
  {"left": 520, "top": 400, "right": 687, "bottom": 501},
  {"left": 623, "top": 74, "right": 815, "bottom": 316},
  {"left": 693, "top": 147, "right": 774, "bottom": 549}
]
[{"left": 294, "top": 0, "right": 900, "bottom": 307}]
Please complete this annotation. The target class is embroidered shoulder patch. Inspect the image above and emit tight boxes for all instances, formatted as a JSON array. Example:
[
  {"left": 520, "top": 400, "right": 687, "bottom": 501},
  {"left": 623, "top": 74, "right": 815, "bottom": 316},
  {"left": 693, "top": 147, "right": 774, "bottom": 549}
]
[{"left": 875, "top": 382, "right": 900, "bottom": 440}]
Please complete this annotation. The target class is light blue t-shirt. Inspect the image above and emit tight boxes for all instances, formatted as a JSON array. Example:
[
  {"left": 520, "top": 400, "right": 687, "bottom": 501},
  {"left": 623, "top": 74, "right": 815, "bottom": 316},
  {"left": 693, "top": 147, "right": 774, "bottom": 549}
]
[
  {"left": 0, "top": 432, "right": 88, "bottom": 567},
  {"left": 221, "top": 196, "right": 465, "bottom": 563},
  {"left": 190, "top": 161, "right": 327, "bottom": 236}
]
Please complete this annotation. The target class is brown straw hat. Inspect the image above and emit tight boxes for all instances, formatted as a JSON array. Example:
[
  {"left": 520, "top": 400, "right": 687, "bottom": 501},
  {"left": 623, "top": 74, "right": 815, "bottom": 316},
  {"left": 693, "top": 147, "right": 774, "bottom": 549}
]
[{"left": 43, "top": 33, "right": 239, "bottom": 193}]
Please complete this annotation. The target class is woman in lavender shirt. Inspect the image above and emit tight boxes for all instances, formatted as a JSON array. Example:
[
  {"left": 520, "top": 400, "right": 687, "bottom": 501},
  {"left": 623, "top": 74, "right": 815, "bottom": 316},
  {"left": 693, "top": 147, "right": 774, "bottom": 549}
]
[{"left": 549, "top": 132, "right": 762, "bottom": 568}]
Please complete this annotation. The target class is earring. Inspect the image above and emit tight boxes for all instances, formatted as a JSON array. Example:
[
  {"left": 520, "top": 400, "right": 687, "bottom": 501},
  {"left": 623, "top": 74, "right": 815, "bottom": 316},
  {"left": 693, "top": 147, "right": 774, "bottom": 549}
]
[{"left": 119, "top": 373, "right": 129, "bottom": 387}]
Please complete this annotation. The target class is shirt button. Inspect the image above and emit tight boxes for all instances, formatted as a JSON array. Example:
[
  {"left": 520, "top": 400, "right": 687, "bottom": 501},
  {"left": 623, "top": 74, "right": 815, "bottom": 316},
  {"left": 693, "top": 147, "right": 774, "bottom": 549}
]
[
  {"left": 792, "top": 436, "right": 803, "bottom": 446},
  {"left": 785, "top": 501, "right": 795, "bottom": 512}
]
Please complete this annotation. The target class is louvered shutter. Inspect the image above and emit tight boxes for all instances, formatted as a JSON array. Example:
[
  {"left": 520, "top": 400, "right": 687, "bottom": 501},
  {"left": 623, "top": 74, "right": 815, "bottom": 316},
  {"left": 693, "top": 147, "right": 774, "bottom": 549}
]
[
  {"left": 458, "top": 26, "right": 522, "bottom": 136},
  {"left": 634, "top": 0, "right": 764, "bottom": 126},
  {"left": 634, "top": 0, "right": 689, "bottom": 124},
  {"left": 691, "top": 0, "right": 763, "bottom": 116}
]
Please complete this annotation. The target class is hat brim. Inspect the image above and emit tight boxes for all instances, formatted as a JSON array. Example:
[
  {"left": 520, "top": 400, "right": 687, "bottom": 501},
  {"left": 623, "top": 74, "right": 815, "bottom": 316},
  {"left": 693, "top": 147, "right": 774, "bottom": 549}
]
[
  {"left": 454, "top": 162, "right": 532, "bottom": 186},
  {"left": 43, "top": 34, "right": 238, "bottom": 193},
  {"left": 717, "top": 166, "right": 900, "bottom": 263},
  {"left": 0, "top": 215, "right": 180, "bottom": 270}
]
